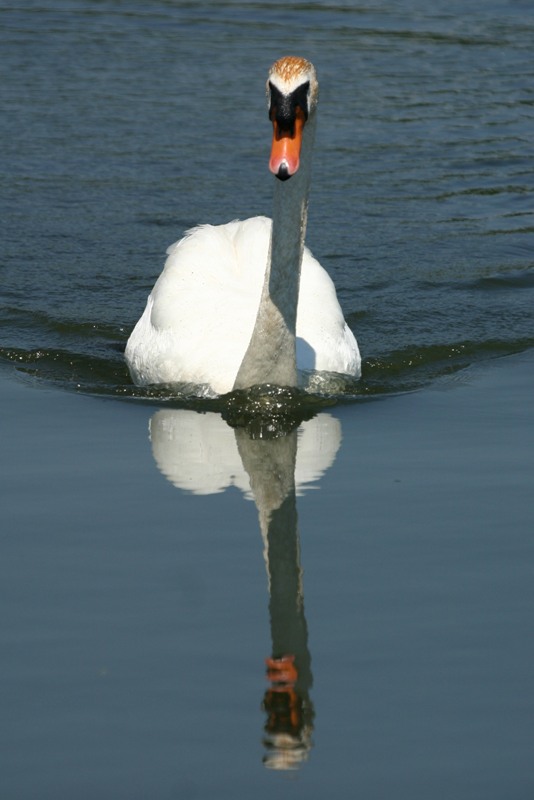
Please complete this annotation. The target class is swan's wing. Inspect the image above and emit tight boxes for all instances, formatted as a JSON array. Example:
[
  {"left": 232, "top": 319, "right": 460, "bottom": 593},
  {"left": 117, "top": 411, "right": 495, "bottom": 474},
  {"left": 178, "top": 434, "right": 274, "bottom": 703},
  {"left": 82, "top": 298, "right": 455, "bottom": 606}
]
[
  {"left": 297, "top": 247, "right": 360, "bottom": 375},
  {"left": 127, "top": 217, "right": 272, "bottom": 393}
]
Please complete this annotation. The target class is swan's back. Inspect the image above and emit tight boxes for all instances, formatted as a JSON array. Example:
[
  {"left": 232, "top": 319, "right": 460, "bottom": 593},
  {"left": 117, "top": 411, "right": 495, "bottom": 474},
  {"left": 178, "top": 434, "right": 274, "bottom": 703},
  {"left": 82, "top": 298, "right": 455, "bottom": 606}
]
[{"left": 125, "top": 216, "right": 359, "bottom": 395}]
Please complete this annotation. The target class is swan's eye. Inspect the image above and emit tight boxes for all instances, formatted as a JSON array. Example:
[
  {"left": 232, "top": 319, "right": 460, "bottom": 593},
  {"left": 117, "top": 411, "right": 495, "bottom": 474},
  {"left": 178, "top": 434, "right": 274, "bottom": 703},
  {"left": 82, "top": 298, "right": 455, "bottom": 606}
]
[{"left": 268, "top": 81, "right": 310, "bottom": 135}]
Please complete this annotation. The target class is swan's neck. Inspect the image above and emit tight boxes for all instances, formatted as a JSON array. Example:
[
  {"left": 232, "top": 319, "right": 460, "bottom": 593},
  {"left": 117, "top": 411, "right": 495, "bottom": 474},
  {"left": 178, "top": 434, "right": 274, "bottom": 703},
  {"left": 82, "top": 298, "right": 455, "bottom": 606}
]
[{"left": 233, "top": 114, "right": 316, "bottom": 390}]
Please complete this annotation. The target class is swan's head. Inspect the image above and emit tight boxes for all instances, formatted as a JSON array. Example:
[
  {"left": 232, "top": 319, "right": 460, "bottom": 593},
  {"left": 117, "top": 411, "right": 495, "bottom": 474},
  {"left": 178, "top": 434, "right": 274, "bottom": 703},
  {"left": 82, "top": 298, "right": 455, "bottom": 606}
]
[{"left": 267, "top": 56, "right": 318, "bottom": 181}]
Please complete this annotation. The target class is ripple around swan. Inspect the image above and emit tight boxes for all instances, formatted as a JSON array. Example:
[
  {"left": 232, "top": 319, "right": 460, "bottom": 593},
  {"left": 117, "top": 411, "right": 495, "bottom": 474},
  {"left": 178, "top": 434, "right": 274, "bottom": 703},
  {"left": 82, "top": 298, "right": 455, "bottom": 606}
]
[{"left": 2, "top": 332, "right": 533, "bottom": 435}]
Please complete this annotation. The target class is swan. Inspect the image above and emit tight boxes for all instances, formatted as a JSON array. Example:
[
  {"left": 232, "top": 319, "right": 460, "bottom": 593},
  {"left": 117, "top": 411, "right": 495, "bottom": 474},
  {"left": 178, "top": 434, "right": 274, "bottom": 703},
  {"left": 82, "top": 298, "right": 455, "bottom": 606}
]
[{"left": 125, "top": 56, "right": 361, "bottom": 396}]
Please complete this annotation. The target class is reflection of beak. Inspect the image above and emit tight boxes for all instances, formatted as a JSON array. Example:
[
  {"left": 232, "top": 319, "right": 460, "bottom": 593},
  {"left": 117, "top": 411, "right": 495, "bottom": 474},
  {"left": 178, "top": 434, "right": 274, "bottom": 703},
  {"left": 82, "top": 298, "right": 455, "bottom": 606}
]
[
  {"left": 269, "top": 106, "right": 306, "bottom": 180},
  {"left": 266, "top": 655, "right": 298, "bottom": 685}
]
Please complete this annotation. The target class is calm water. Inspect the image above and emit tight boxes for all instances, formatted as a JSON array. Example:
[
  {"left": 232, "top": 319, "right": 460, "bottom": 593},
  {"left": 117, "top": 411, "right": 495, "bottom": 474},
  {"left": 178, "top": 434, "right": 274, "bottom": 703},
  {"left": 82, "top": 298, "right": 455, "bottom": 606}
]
[{"left": 2, "top": 1, "right": 534, "bottom": 797}]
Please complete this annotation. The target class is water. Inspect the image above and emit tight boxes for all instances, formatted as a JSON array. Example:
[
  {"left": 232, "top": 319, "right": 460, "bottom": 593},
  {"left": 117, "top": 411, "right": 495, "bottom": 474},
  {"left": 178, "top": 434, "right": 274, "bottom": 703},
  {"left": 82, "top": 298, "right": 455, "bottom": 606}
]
[
  {"left": 2, "top": 354, "right": 534, "bottom": 797},
  {"left": 2, "top": 0, "right": 534, "bottom": 401},
  {"left": 1, "top": 1, "right": 534, "bottom": 797}
]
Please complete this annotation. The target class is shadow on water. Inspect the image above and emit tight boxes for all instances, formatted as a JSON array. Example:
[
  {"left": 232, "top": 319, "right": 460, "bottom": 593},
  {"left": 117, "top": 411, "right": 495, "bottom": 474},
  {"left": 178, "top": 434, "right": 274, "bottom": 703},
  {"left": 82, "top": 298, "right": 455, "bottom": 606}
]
[{"left": 148, "top": 403, "right": 345, "bottom": 769}]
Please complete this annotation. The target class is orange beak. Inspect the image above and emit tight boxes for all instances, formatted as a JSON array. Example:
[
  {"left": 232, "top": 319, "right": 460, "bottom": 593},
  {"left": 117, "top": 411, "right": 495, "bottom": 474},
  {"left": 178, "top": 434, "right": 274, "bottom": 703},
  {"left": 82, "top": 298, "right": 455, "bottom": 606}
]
[{"left": 269, "top": 106, "right": 306, "bottom": 179}]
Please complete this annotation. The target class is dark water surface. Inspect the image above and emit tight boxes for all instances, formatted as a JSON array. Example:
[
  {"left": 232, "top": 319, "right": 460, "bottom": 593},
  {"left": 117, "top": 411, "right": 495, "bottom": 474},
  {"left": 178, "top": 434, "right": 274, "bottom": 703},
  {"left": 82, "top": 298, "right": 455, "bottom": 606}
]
[
  {"left": 2, "top": 0, "right": 534, "bottom": 399},
  {"left": 2, "top": 1, "right": 534, "bottom": 797}
]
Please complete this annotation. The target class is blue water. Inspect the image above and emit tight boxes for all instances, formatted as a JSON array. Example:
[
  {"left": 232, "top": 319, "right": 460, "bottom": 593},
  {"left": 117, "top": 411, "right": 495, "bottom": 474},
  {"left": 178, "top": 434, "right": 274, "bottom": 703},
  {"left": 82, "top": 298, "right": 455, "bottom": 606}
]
[
  {"left": 2, "top": 1, "right": 534, "bottom": 797},
  {"left": 3, "top": 354, "right": 534, "bottom": 798}
]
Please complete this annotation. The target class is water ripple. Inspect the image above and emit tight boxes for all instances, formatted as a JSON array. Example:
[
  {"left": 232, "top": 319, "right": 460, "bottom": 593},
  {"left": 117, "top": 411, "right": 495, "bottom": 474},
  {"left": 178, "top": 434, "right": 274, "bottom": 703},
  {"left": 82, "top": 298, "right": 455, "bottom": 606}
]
[{"left": 1, "top": 0, "right": 534, "bottom": 409}]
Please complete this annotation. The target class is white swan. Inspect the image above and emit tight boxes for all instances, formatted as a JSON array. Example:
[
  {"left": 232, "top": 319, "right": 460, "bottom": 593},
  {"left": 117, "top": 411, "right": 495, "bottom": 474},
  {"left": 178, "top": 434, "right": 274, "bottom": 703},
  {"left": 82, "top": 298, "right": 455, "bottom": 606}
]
[{"left": 125, "top": 56, "right": 360, "bottom": 396}]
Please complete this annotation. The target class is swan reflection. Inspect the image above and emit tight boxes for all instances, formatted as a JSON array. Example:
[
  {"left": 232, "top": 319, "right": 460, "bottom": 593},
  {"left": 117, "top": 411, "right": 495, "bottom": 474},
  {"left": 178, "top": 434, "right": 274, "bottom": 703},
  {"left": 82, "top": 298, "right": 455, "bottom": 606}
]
[
  {"left": 148, "top": 408, "right": 342, "bottom": 769},
  {"left": 149, "top": 409, "right": 341, "bottom": 498}
]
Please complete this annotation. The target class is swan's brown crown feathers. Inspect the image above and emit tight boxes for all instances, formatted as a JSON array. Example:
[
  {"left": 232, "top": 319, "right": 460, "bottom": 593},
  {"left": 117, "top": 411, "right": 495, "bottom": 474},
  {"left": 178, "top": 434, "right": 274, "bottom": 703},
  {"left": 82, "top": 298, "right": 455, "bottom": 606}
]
[{"left": 268, "top": 56, "right": 318, "bottom": 106}]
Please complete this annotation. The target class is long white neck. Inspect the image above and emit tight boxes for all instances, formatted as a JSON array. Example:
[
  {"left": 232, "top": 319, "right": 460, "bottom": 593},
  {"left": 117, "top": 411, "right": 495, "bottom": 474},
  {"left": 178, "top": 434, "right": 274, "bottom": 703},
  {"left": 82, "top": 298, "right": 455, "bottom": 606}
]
[{"left": 233, "top": 113, "right": 316, "bottom": 390}]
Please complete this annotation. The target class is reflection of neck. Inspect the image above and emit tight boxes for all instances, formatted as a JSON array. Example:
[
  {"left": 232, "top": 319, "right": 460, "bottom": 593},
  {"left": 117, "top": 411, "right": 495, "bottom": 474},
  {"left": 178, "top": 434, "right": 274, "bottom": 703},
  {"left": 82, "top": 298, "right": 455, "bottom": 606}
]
[
  {"left": 234, "top": 430, "right": 313, "bottom": 691},
  {"left": 233, "top": 113, "right": 316, "bottom": 390}
]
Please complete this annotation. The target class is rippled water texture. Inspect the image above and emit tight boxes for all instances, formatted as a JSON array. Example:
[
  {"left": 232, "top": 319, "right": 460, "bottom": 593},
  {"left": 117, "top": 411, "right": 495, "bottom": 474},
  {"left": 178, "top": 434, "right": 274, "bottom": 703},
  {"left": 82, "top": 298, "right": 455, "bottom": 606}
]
[{"left": 2, "top": 0, "right": 534, "bottom": 405}]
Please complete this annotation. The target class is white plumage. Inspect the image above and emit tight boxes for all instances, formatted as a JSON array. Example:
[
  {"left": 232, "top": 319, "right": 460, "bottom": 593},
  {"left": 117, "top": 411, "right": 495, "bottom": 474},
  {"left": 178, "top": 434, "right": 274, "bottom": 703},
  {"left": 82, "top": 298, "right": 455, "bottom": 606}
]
[
  {"left": 126, "top": 216, "right": 359, "bottom": 395},
  {"left": 125, "top": 56, "right": 360, "bottom": 396}
]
